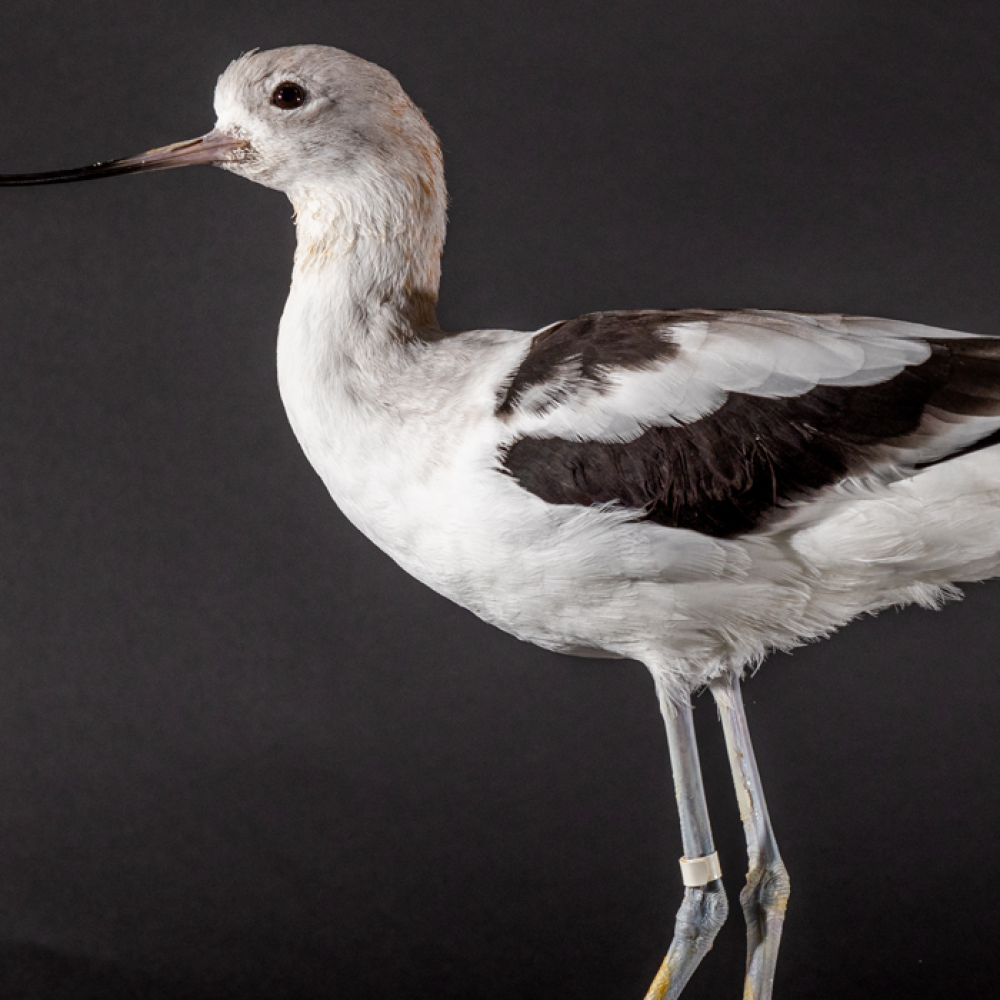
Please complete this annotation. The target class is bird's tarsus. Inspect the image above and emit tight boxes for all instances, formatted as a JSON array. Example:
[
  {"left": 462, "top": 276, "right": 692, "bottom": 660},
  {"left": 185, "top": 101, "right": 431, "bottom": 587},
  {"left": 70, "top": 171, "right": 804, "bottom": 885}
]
[
  {"left": 712, "top": 673, "right": 789, "bottom": 1000},
  {"left": 646, "top": 678, "right": 729, "bottom": 998}
]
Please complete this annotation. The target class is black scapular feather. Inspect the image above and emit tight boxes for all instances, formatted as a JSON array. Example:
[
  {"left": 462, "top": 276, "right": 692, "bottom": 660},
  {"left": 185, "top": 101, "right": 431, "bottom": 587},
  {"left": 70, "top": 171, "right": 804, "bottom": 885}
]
[{"left": 502, "top": 324, "right": 1000, "bottom": 538}]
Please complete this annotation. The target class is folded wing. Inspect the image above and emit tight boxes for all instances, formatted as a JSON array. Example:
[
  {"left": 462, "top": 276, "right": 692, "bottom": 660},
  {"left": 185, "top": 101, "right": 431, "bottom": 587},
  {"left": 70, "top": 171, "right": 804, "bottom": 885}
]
[{"left": 497, "top": 310, "right": 1000, "bottom": 538}]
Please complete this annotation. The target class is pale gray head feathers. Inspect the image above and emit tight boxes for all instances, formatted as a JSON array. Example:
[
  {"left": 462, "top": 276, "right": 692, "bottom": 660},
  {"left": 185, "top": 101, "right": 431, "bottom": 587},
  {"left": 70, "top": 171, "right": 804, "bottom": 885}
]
[{"left": 214, "top": 45, "right": 447, "bottom": 319}]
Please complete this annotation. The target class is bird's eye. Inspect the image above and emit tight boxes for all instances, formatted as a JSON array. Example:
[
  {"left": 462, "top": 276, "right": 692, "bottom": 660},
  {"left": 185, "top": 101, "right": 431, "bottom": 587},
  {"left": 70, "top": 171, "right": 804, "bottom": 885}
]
[{"left": 271, "top": 82, "right": 307, "bottom": 109}]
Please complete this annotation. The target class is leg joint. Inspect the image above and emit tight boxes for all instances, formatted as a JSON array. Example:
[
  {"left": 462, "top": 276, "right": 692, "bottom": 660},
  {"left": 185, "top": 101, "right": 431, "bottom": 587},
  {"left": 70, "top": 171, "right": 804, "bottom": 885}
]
[
  {"left": 674, "top": 882, "right": 729, "bottom": 944},
  {"left": 742, "top": 858, "right": 791, "bottom": 919}
]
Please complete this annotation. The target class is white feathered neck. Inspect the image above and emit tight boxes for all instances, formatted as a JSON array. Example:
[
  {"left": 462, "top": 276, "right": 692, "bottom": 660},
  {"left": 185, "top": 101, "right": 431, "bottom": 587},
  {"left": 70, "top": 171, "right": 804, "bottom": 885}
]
[{"left": 288, "top": 118, "right": 447, "bottom": 341}]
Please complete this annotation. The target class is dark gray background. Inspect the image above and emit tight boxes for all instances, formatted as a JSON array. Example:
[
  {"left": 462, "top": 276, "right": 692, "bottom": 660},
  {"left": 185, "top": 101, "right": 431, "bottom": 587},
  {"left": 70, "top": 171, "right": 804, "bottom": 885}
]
[{"left": 1, "top": 2, "right": 999, "bottom": 998}]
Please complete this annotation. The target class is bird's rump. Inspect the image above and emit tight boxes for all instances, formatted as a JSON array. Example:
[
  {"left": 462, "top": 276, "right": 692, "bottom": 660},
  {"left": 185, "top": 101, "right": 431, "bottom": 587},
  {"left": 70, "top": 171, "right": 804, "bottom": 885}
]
[{"left": 498, "top": 310, "right": 1000, "bottom": 538}]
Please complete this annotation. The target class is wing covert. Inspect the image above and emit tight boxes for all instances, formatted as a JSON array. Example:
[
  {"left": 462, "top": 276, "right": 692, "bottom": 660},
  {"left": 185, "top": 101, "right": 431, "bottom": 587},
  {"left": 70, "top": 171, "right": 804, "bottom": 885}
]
[{"left": 497, "top": 309, "right": 1000, "bottom": 538}]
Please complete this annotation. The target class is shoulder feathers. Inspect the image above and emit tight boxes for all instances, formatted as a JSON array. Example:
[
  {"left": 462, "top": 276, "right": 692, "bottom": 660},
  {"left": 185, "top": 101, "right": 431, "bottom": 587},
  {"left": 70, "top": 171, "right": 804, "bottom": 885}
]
[{"left": 496, "top": 310, "right": 1000, "bottom": 538}]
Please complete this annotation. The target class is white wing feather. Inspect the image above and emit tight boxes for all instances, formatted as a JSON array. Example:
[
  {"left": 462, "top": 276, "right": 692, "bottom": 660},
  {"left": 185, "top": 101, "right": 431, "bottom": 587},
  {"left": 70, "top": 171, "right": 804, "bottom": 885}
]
[{"left": 508, "top": 311, "right": 976, "bottom": 444}]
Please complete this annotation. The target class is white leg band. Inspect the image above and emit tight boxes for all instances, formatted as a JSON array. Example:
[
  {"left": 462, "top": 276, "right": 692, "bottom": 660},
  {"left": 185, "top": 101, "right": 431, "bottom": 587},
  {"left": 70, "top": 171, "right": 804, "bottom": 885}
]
[{"left": 679, "top": 851, "right": 722, "bottom": 887}]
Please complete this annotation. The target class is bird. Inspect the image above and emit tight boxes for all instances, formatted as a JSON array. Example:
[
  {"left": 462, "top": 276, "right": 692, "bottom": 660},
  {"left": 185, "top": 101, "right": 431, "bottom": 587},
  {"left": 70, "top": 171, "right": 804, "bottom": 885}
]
[{"left": 3, "top": 43, "right": 1000, "bottom": 1000}]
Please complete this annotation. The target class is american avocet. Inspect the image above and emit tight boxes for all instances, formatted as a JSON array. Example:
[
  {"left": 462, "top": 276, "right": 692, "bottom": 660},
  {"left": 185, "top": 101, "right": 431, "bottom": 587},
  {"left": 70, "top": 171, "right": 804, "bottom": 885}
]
[{"left": 5, "top": 44, "right": 1000, "bottom": 999}]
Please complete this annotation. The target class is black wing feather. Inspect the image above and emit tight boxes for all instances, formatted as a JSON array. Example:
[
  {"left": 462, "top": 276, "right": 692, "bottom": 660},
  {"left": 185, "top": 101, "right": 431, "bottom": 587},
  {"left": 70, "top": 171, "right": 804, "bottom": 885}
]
[
  {"left": 496, "top": 310, "right": 686, "bottom": 415},
  {"left": 500, "top": 317, "right": 1000, "bottom": 539}
]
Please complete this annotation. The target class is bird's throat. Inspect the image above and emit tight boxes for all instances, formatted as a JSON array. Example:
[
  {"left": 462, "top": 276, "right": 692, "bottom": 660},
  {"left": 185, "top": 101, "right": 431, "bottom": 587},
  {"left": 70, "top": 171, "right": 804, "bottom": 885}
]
[{"left": 289, "top": 182, "right": 445, "bottom": 339}]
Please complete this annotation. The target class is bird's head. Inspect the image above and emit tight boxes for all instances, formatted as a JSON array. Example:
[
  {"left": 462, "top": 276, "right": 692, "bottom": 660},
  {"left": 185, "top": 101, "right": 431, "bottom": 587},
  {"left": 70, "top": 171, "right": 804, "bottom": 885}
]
[
  {"left": 212, "top": 46, "right": 443, "bottom": 205},
  {"left": 0, "top": 44, "right": 444, "bottom": 194},
  {"left": 0, "top": 44, "right": 448, "bottom": 312}
]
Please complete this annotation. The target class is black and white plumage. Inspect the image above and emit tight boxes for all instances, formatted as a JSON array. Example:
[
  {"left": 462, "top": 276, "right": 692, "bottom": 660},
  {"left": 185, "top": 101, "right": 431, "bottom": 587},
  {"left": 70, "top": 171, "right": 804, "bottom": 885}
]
[
  {"left": 479, "top": 306, "right": 1000, "bottom": 689},
  {"left": 4, "top": 43, "right": 1000, "bottom": 1000},
  {"left": 501, "top": 310, "right": 1000, "bottom": 538}
]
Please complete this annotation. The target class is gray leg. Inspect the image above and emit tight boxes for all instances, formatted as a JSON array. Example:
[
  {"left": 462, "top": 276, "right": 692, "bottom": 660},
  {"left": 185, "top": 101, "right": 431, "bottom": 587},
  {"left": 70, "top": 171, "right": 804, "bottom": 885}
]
[
  {"left": 711, "top": 673, "right": 789, "bottom": 1000},
  {"left": 644, "top": 681, "right": 728, "bottom": 1000}
]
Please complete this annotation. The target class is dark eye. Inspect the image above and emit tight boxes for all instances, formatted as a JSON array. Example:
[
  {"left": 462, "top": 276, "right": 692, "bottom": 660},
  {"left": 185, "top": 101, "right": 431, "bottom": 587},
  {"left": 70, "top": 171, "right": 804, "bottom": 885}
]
[{"left": 271, "top": 82, "right": 307, "bottom": 109}]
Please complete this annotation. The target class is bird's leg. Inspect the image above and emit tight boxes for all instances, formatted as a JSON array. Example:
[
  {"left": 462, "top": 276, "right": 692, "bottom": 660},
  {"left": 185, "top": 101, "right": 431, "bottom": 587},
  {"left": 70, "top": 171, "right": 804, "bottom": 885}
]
[
  {"left": 644, "top": 684, "right": 728, "bottom": 1000},
  {"left": 710, "top": 673, "right": 789, "bottom": 1000}
]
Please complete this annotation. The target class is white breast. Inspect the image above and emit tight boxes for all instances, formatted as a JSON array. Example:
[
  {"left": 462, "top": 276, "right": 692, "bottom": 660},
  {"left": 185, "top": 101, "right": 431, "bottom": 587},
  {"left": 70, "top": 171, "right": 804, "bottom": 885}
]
[{"left": 276, "top": 277, "right": 531, "bottom": 596}]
